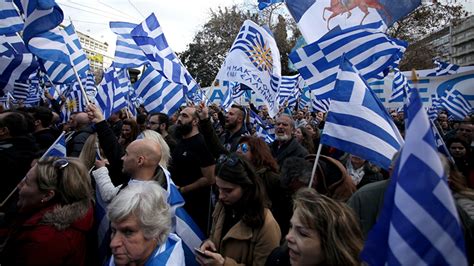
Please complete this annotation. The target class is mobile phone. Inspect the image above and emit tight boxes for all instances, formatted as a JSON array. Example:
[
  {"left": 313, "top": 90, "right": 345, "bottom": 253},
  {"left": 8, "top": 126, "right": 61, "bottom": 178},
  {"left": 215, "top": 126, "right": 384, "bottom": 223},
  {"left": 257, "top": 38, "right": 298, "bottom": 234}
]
[{"left": 194, "top": 247, "right": 212, "bottom": 258}]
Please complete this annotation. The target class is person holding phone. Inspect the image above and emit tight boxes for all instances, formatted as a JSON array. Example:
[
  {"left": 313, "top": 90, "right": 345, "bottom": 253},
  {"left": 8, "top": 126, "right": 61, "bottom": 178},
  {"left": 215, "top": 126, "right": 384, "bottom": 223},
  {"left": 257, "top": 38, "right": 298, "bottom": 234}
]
[{"left": 196, "top": 153, "right": 281, "bottom": 266}]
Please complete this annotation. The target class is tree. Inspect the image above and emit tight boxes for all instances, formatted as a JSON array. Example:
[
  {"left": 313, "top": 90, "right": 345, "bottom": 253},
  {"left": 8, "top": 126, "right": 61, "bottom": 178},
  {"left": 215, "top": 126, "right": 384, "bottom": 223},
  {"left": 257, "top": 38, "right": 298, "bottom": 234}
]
[
  {"left": 179, "top": 6, "right": 258, "bottom": 87},
  {"left": 388, "top": 2, "right": 468, "bottom": 70}
]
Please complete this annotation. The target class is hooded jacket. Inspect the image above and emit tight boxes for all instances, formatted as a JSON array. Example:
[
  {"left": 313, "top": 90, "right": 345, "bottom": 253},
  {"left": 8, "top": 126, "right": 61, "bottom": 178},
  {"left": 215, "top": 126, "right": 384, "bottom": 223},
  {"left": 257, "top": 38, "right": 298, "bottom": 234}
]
[{"left": 1, "top": 200, "right": 94, "bottom": 265}]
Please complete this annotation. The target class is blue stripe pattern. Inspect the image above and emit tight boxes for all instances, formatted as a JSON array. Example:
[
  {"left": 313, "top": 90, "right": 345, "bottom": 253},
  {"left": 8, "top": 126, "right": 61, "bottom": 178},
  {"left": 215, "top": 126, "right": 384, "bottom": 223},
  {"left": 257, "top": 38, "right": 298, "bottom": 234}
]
[
  {"left": 320, "top": 56, "right": 403, "bottom": 170},
  {"left": 278, "top": 75, "right": 303, "bottom": 108},
  {"left": 427, "top": 60, "right": 460, "bottom": 76},
  {"left": 110, "top": 22, "right": 148, "bottom": 68},
  {"left": 0, "top": 0, "right": 24, "bottom": 34},
  {"left": 42, "top": 131, "right": 66, "bottom": 158},
  {"left": 40, "top": 24, "right": 90, "bottom": 84},
  {"left": 131, "top": 13, "right": 198, "bottom": 96},
  {"left": 96, "top": 67, "right": 129, "bottom": 119},
  {"left": 134, "top": 66, "right": 185, "bottom": 116},
  {"left": 289, "top": 21, "right": 406, "bottom": 99},
  {"left": 439, "top": 87, "right": 472, "bottom": 120},
  {"left": 0, "top": 53, "right": 38, "bottom": 95},
  {"left": 361, "top": 88, "right": 467, "bottom": 266}
]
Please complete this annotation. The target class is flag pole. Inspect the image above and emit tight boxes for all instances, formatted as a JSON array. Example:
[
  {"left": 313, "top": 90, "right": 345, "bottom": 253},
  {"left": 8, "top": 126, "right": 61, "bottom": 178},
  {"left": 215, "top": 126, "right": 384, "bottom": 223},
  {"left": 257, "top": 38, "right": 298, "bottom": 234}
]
[
  {"left": 0, "top": 131, "right": 66, "bottom": 207},
  {"left": 308, "top": 143, "right": 323, "bottom": 188}
]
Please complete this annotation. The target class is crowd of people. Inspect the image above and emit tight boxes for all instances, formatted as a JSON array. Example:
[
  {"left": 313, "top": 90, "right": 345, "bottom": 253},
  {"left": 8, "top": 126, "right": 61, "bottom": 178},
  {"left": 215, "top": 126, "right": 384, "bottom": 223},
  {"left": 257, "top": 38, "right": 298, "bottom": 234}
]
[{"left": 0, "top": 99, "right": 472, "bottom": 265}]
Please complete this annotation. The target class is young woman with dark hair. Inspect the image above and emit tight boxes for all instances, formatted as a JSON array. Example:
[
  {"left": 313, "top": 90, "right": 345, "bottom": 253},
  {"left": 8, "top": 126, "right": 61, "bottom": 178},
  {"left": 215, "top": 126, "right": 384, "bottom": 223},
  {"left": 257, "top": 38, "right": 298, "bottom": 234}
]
[{"left": 196, "top": 153, "right": 281, "bottom": 266}]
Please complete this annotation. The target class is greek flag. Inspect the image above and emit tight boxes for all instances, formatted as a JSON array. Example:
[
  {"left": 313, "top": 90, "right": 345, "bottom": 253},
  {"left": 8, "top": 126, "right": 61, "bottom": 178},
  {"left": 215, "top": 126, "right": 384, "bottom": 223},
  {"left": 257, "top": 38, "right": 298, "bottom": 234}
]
[
  {"left": 221, "top": 85, "right": 235, "bottom": 111},
  {"left": 427, "top": 60, "right": 460, "bottom": 76},
  {"left": 320, "top": 56, "right": 403, "bottom": 170},
  {"left": 39, "top": 24, "right": 90, "bottom": 84},
  {"left": 216, "top": 20, "right": 281, "bottom": 117},
  {"left": 427, "top": 94, "right": 440, "bottom": 121},
  {"left": 278, "top": 75, "right": 304, "bottom": 108},
  {"left": 13, "top": 0, "right": 63, "bottom": 45},
  {"left": 439, "top": 87, "right": 472, "bottom": 120},
  {"left": 41, "top": 131, "right": 66, "bottom": 158},
  {"left": 312, "top": 97, "right": 330, "bottom": 112},
  {"left": 289, "top": 21, "right": 406, "bottom": 100},
  {"left": 0, "top": 53, "right": 38, "bottom": 95},
  {"left": 250, "top": 110, "right": 275, "bottom": 143},
  {"left": 131, "top": 13, "right": 198, "bottom": 95},
  {"left": 389, "top": 68, "right": 410, "bottom": 103},
  {"left": 110, "top": 22, "right": 148, "bottom": 68},
  {"left": 0, "top": 0, "right": 23, "bottom": 34},
  {"left": 163, "top": 169, "right": 204, "bottom": 266},
  {"left": 0, "top": 33, "right": 29, "bottom": 56},
  {"left": 96, "top": 67, "right": 129, "bottom": 119},
  {"left": 12, "top": 81, "right": 29, "bottom": 100},
  {"left": 134, "top": 66, "right": 185, "bottom": 116},
  {"left": 285, "top": 0, "right": 420, "bottom": 43},
  {"left": 361, "top": 87, "right": 467, "bottom": 266}
]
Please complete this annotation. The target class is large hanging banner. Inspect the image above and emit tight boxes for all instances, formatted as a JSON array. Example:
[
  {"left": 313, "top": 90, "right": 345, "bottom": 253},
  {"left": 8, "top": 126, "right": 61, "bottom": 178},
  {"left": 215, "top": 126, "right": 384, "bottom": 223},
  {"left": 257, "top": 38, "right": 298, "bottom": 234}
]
[{"left": 204, "top": 69, "right": 474, "bottom": 110}]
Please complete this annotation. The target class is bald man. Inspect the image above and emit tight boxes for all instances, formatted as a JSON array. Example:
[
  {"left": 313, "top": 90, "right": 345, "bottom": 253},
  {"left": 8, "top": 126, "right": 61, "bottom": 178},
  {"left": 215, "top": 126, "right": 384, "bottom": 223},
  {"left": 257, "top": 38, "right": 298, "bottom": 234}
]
[
  {"left": 93, "top": 139, "right": 163, "bottom": 203},
  {"left": 121, "top": 139, "right": 162, "bottom": 180},
  {"left": 66, "top": 112, "right": 95, "bottom": 157}
]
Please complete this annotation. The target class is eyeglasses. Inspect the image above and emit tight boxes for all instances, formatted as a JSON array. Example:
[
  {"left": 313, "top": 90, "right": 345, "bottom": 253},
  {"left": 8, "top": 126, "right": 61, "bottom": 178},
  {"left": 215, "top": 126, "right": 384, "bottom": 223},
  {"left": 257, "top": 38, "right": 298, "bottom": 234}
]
[{"left": 237, "top": 143, "right": 249, "bottom": 154}]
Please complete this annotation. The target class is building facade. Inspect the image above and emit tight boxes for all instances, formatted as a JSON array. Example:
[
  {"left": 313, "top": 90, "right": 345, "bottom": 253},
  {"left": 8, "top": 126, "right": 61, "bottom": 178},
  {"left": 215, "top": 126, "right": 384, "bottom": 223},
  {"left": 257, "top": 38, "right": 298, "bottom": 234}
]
[{"left": 77, "top": 31, "right": 113, "bottom": 73}]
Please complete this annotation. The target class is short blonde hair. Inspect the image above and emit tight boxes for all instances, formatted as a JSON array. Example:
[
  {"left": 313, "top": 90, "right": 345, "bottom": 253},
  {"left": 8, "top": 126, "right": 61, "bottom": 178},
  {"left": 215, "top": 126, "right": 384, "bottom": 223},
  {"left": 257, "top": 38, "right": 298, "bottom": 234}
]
[{"left": 36, "top": 157, "right": 93, "bottom": 204}]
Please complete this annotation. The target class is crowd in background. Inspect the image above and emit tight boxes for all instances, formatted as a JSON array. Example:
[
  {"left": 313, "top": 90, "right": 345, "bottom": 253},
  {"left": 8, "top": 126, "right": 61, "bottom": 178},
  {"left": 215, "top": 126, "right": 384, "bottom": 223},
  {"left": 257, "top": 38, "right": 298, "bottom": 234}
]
[{"left": 0, "top": 98, "right": 472, "bottom": 265}]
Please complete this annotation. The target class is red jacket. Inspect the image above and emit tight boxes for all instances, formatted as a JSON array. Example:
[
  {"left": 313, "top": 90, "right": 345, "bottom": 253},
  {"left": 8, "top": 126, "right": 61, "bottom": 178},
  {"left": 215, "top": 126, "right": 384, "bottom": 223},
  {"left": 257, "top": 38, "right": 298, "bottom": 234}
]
[{"left": 1, "top": 200, "right": 94, "bottom": 265}]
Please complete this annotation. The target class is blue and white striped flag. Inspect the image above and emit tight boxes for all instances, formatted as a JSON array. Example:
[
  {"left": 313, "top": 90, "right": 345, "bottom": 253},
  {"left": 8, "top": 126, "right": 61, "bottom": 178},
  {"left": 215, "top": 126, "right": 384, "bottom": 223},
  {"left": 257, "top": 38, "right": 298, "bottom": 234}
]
[
  {"left": 312, "top": 97, "right": 330, "bottom": 112},
  {"left": 0, "top": 33, "right": 29, "bottom": 56},
  {"left": 134, "top": 66, "right": 185, "bottom": 116},
  {"left": 320, "top": 56, "right": 403, "bottom": 170},
  {"left": 163, "top": 168, "right": 204, "bottom": 266},
  {"left": 220, "top": 86, "right": 234, "bottom": 111},
  {"left": 14, "top": 0, "right": 63, "bottom": 46},
  {"left": 110, "top": 22, "right": 148, "bottom": 68},
  {"left": 95, "top": 67, "right": 128, "bottom": 119},
  {"left": 439, "top": 87, "right": 472, "bottom": 120},
  {"left": 361, "top": 87, "right": 467, "bottom": 266},
  {"left": 427, "top": 60, "right": 460, "bottom": 76},
  {"left": 289, "top": 21, "right": 406, "bottom": 100},
  {"left": 216, "top": 20, "right": 281, "bottom": 117},
  {"left": 39, "top": 24, "right": 90, "bottom": 84},
  {"left": 12, "top": 81, "right": 29, "bottom": 100},
  {"left": 0, "top": 53, "right": 38, "bottom": 95},
  {"left": 258, "top": 0, "right": 283, "bottom": 10},
  {"left": 389, "top": 68, "right": 410, "bottom": 103},
  {"left": 427, "top": 94, "right": 441, "bottom": 121},
  {"left": 278, "top": 75, "right": 304, "bottom": 108},
  {"left": 41, "top": 131, "right": 66, "bottom": 158},
  {"left": 131, "top": 13, "right": 198, "bottom": 96},
  {"left": 249, "top": 110, "right": 275, "bottom": 143},
  {"left": 0, "top": 0, "right": 23, "bottom": 34}
]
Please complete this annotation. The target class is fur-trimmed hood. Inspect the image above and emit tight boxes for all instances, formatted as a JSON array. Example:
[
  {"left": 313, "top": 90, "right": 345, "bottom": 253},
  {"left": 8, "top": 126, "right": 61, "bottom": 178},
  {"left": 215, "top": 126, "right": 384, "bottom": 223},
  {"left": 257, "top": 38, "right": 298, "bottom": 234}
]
[{"left": 39, "top": 199, "right": 94, "bottom": 231}]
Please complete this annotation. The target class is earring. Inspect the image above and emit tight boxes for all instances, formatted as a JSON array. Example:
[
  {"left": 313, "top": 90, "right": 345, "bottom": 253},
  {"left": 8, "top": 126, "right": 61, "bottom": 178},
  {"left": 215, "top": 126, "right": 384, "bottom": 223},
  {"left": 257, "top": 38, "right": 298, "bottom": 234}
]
[{"left": 41, "top": 199, "right": 44, "bottom": 203}]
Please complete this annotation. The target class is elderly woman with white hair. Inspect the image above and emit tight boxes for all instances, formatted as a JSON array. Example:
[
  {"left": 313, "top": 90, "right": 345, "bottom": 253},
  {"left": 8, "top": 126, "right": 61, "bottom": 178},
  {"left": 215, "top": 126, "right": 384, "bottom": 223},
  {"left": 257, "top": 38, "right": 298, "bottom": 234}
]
[{"left": 107, "top": 181, "right": 185, "bottom": 266}]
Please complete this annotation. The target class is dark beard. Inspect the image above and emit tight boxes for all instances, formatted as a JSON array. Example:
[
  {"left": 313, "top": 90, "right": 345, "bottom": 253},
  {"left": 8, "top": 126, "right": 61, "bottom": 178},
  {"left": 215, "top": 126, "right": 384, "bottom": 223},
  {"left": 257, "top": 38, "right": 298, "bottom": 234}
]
[{"left": 176, "top": 122, "right": 193, "bottom": 137}]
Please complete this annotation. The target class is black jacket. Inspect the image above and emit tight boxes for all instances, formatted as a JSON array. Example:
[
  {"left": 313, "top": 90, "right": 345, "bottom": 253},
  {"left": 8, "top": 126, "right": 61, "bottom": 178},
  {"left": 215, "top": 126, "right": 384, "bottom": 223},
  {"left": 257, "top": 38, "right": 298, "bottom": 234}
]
[{"left": 270, "top": 138, "right": 308, "bottom": 168}]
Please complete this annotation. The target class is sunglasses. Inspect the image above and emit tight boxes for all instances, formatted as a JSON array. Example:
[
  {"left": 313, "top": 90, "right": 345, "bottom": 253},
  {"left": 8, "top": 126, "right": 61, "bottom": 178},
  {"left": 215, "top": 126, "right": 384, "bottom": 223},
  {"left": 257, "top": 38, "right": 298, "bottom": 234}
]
[
  {"left": 237, "top": 143, "right": 249, "bottom": 154},
  {"left": 52, "top": 158, "right": 69, "bottom": 180},
  {"left": 217, "top": 154, "right": 241, "bottom": 166}
]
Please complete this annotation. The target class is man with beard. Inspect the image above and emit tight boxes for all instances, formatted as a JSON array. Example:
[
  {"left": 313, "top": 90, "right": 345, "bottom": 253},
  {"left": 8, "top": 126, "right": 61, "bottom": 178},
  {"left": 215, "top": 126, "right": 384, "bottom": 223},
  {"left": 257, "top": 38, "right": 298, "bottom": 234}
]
[
  {"left": 147, "top": 112, "right": 177, "bottom": 152},
  {"left": 169, "top": 106, "right": 215, "bottom": 234},
  {"left": 270, "top": 113, "right": 309, "bottom": 167},
  {"left": 220, "top": 104, "right": 249, "bottom": 152}
]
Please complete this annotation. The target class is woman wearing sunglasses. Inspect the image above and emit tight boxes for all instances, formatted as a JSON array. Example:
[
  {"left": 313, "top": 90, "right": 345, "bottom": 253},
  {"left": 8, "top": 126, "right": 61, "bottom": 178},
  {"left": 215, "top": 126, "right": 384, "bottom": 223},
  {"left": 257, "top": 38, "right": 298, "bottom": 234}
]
[
  {"left": 196, "top": 153, "right": 281, "bottom": 266},
  {"left": 1, "top": 157, "right": 95, "bottom": 265}
]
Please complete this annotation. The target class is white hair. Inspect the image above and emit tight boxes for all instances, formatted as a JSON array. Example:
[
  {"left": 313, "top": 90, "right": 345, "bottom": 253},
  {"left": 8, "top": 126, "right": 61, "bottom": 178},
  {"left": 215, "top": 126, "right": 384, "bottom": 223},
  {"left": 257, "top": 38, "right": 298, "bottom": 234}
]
[
  {"left": 107, "top": 181, "right": 171, "bottom": 244},
  {"left": 140, "top": 130, "right": 171, "bottom": 170}
]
